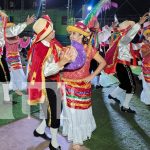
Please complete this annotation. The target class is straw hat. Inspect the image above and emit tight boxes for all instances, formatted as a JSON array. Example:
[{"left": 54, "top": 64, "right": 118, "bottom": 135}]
[
  {"left": 143, "top": 21, "right": 150, "bottom": 36},
  {"left": 33, "top": 17, "right": 53, "bottom": 42},
  {"left": 0, "top": 10, "right": 8, "bottom": 18},
  {"left": 67, "top": 21, "right": 90, "bottom": 37},
  {"left": 143, "top": 21, "right": 150, "bottom": 28},
  {"left": 143, "top": 26, "right": 150, "bottom": 37}
]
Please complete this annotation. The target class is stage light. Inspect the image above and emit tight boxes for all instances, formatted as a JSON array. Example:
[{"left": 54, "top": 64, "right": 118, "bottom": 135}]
[{"left": 87, "top": 6, "right": 92, "bottom": 11}]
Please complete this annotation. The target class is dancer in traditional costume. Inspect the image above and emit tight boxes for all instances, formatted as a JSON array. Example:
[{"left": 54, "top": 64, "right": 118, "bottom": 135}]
[
  {"left": 0, "top": 10, "right": 35, "bottom": 104},
  {"left": 140, "top": 22, "right": 150, "bottom": 105},
  {"left": 105, "top": 13, "right": 148, "bottom": 113},
  {"left": 61, "top": 21, "right": 106, "bottom": 150},
  {"left": 28, "top": 15, "right": 76, "bottom": 150},
  {"left": 5, "top": 23, "right": 27, "bottom": 95}
]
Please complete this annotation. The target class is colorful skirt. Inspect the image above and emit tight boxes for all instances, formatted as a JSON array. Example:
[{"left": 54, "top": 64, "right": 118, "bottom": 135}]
[
  {"left": 61, "top": 79, "right": 96, "bottom": 144},
  {"left": 142, "top": 63, "right": 150, "bottom": 83}
]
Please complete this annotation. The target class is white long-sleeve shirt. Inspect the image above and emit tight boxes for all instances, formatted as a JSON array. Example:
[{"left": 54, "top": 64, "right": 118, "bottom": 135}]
[
  {"left": 117, "top": 23, "right": 141, "bottom": 62},
  {"left": 0, "top": 22, "right": 27, "bottom": 48},
  {"left": 41, "top": 40, "right": 63, "bottom": 77},
  {"left": 98, "top": 25, "right": 112, "bottom": 43}
]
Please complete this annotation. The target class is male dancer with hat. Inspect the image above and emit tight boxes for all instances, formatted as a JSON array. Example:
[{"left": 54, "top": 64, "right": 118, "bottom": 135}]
[
  {"left": 28, "top": 15, "right": 76, "bottom": 150},
  {"left": 107, "top": 13, "right": 148, "bottom": 113},
  {"left": 0, "top": 10, "right": 35, "bottom": 104}
]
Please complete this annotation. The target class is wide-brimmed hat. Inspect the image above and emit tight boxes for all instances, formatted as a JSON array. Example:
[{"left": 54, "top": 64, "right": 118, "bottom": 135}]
[
  {"left": 143, "top": 27, "right": 150, "bottom": 36},
  {"left": 67, "top": 21, "right": 90, "bottom": 37},
  {"left": 143, "top": 21, "right": 150, "bottom": 36},
  {"left": 143, "top": 21, "right": 150, "bottom": 28},
  {"left": 33, "top": 17, "right": 53, "bottom": 42},
  {"left": 119, "top": 20, "right": 135, "bottom": 30},
  {"left": 0, "top": 10, "right": 8, "bottom": 18}
]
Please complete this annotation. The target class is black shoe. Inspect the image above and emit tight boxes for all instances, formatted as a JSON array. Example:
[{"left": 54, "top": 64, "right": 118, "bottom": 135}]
[
  {"left": 120, "top": 106, "right": 136, "bottom": 114},
  {"left": 49, "top": 142, "right": 61, "bottom": 150},
  {"left": 12, "top": 101, "right": 17, "bottom": 105},
  {"left": 33, "top": 130, "right": 51, "bottom": 140},
  {"left": 96, "top": 85, "right": 102, "bottom": 89},
  {"left": 108, "top": 94, "right": 120, "bottom": 104}
]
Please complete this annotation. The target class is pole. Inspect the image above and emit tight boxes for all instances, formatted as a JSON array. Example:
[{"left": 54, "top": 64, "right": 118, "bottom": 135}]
[
  {"left": 42, "top": 0, "right": 46, "bottom": 15},
  {"left": 67, "top": 0, "right": 70, "bottom": 25}
]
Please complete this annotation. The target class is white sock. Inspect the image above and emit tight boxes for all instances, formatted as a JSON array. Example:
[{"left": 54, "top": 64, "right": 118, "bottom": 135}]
[
  {"left": 122, "top": 93, "right": 133, "bottom": 109},
  {"left": 36, "top": 119, "right": 46, "bottom": 134},
  {"left": 50, "top": 127, "right": 59, "bottom": 148},
  {"left": 2, "top": 83, "right": 11, "bottom": 102},
  {"left": 96, "top": 76, "right": 100, "bottom": 86},
  {"left": 110, "top": 86, "right": 125, "bottom": 98}
]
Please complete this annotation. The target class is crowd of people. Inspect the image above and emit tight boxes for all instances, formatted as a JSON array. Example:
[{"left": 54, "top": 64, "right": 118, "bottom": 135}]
[{"left": 0, "top": 8, "right": 150, "bottom": 150}]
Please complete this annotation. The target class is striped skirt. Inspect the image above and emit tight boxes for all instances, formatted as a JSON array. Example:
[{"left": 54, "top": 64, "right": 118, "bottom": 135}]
[{"left": 61, "top": 79, "right": 96, "bottom": 144}]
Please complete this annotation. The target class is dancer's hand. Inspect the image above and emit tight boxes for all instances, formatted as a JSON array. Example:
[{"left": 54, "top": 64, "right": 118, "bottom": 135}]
[
  {"left": 83, "top": 74, "right": 94, "bottom": 83},
  {"left": 139, "top": 12, "right": 149, "bottom": 25},
  {"left": 58, "top": 48, "right": 74, "bottom": 68},
  {"left": 26, "top": 15, "right": 36, "bottom": 25}
]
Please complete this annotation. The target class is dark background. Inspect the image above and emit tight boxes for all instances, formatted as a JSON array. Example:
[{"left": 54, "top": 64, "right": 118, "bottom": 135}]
[{"left": 0, "top": 0, "right": 150, "bottom": 18}]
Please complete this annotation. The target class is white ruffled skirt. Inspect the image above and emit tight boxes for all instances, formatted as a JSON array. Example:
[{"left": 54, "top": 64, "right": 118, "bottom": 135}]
[
  {"left": 9, "top": 69, "right": 27, "bottom": 91},
  {"left": 61, "top": 88, "right": 96, "bottom": 145}
]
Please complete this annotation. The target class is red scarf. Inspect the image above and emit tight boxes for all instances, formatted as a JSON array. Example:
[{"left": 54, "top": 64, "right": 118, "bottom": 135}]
[
  {"left": 104, "top": 29, "right": 130, "bottom": 74},
  {"left": 27, "top": 42, "right": 52, "bottom": 105},
  {"left": 104, "top": 36, "right": 121, "bottom": 74}
]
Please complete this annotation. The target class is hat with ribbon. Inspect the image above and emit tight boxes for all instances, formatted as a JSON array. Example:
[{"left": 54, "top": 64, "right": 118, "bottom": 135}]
[
  {"left": 67, "top": 21, "right": 90, "bottom": 37},
  {"left": 33, "top": 16, "right": 53, "bottom": 42},
  {"left": 143, "top": 29, "right": 150, "bottom": 36},
  {"left": 143, "top": 21, "right": 150, "bottom": 36}
]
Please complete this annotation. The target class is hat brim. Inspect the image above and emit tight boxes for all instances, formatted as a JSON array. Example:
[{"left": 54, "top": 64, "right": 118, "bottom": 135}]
[
  {"left": 67, "top": 26, "right": 90, "bottom": 37},
  {"left": 0, "top": 10, "right": 8, "bottom": 18}
]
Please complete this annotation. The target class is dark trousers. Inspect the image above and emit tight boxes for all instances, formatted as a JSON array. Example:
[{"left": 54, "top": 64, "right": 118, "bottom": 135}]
[
  {"left": 45, "top": 79, "right": 62, "bottom": 128},
  {"left": 116, "top": 63, "right": 136, "bottom": 94},
  {"left": 0, "top": 57, "right": 10, "bottom": 82}
]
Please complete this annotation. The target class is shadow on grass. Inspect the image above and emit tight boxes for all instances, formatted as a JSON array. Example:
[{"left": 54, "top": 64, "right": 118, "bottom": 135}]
[
  {"left": 84, "top": 88, "right": 122, "bottom": 150},
  {"left": 110, "top": 103, "right": 150, "bottom": 148},
  {"left": 0, "top": 92, "right": 39, "bottom": 126}
]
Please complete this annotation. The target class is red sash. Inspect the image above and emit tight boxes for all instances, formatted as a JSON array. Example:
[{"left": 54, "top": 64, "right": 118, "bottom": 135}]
[
  {"left": 27, "top": 42, "right": 52, "bottom": 105},
  {"left": 104, "top": 36, "right": 121, "bottom": 74}
]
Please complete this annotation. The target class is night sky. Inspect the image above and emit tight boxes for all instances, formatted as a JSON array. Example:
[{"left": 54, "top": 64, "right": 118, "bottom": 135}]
[
  {"left": 47, "top": 0, "right": 150, "bottom": 16},
  {"left": 0, "top": 0, "right": 150, "bottom": 18}
]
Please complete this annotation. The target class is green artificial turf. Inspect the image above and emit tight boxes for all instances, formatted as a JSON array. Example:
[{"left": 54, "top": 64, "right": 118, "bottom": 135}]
[
  {"left": 0, "top": 90, "right": 39, "bottom": 126},
  {"left": 84, "top": 90, "right": 122, "bottom": 150}
]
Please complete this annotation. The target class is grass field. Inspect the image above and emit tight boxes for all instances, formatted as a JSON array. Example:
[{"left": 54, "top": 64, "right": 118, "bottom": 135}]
[{"left": 0, "top": 77, "right": 150, "bottom": 150}]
